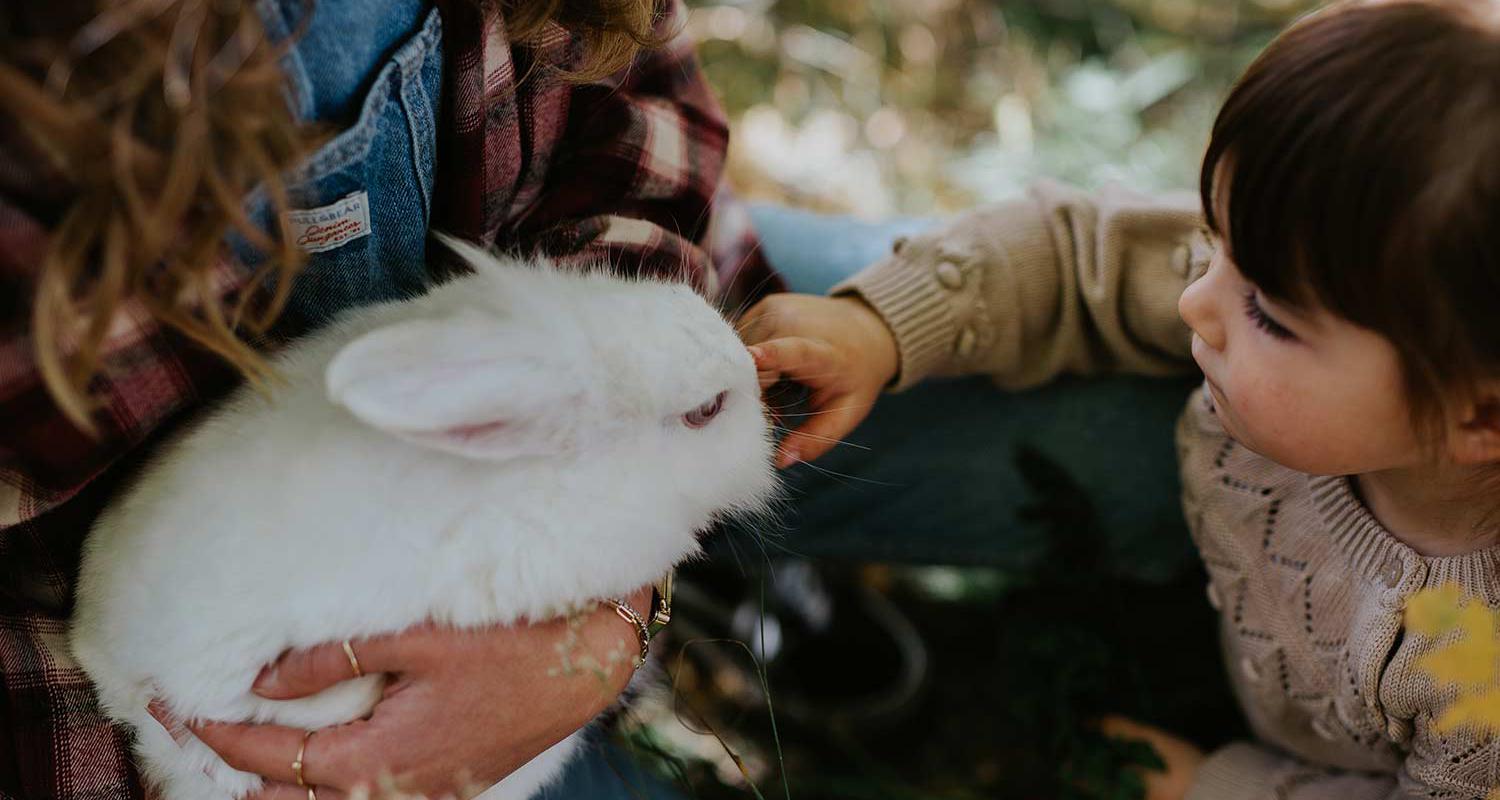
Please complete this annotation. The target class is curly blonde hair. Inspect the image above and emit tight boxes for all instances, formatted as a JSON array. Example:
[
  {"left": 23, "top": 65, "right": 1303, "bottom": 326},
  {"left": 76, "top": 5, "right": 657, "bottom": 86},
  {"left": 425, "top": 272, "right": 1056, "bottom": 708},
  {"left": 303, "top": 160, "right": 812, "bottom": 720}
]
[{"left": 0, "top": 0, "right": 664, "bottom": 433}]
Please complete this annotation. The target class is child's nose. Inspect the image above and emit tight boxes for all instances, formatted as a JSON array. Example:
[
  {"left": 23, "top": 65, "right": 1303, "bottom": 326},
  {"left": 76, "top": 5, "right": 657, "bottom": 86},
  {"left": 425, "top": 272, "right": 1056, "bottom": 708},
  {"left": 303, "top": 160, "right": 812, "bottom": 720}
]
[{"left": 1178, "top": 265, "right": 1226, "bottom": 352}]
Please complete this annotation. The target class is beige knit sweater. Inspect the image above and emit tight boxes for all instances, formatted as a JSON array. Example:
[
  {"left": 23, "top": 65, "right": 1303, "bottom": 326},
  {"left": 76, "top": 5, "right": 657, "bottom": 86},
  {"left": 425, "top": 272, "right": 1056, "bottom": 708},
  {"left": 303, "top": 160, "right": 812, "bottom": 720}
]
[{"left": 832, "top": 181, "right": 1500, "bottom": 798}]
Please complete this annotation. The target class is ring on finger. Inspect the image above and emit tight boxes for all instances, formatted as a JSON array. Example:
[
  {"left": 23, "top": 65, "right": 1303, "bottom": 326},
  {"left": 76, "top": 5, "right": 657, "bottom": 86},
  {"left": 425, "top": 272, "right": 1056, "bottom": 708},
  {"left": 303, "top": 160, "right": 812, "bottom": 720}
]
[
  {"left": 341, "top": 639, "right": 364, "bottom": 679},
  {"left": 292, "top": 729, "right": 313, "bottom": 788}
]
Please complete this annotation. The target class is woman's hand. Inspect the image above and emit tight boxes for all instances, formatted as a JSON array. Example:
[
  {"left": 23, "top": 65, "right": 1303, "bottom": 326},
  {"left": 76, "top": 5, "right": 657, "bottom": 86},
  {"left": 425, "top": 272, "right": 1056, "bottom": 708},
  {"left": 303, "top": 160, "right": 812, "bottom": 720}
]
[
  {"left": 158, "top": 588, "right": 651, "bottom": 799},
  {"left": 738, "top": 293, "right": 899, "bottom": 467},
  {"left": 1098, "top": 715, "right": 1205, "bottom": 800}
]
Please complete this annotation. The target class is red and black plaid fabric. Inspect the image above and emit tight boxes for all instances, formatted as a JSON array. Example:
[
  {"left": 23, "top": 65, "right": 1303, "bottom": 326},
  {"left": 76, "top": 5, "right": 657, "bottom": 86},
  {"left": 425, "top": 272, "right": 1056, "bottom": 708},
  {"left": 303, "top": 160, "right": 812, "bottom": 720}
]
[{"left": 0, "top": 2, "right": 777, "bottom": 795}]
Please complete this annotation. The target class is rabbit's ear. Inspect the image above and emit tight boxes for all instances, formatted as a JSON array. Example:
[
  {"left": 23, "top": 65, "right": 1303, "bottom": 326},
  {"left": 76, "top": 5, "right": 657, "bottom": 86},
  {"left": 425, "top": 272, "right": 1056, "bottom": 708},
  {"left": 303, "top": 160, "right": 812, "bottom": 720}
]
[{"left": 326, "top": 313, "right": 580, "bottom": 460}]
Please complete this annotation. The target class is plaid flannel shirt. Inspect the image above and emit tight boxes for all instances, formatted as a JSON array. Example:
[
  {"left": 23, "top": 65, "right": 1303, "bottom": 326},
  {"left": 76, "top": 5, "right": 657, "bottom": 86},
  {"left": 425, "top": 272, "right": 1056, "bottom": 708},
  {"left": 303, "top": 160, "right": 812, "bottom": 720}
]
[{"left": 0, "top": 1, "right": 777, "bottom": 795}]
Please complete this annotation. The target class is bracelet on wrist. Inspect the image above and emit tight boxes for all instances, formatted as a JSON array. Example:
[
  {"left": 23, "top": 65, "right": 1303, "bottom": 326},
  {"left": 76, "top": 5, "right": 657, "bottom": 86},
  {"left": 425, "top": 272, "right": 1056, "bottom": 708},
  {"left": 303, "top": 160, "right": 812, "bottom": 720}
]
[
  {"left": 604, "top": 571, "right": 674, "bottom": 669},
  {"left": 604, "top": 597, "right": 651, "bottom": 668}
]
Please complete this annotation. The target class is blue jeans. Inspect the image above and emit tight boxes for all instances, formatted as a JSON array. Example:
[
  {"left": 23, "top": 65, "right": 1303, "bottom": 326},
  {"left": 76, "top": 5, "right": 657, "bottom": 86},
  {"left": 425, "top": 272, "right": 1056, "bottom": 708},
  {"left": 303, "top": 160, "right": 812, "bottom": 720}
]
[{"left": 547, "top": 205, "right": 1199, "bottom": 798}]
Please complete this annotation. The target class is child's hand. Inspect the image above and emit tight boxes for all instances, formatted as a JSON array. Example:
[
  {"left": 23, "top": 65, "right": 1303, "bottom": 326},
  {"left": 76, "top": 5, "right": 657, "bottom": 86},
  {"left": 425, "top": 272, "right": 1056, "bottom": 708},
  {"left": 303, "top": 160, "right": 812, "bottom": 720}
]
[
  {"left": 1099, "top": 715, "right": 1205, "bottom": 800},
  {"left": 738, "top": 293, "right": 899, "bottom": 467}
]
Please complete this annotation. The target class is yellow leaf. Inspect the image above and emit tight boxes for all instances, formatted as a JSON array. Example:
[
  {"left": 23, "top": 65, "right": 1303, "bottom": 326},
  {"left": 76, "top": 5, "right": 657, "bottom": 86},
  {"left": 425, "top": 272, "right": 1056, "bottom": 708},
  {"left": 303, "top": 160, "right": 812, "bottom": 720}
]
[
  {"left": 1457, "top": 602, "right": 1500, "bottom": 642},
  {"left": 1405, "top": 584, "right": 1466, "bottom": 636},
  {"left": 1418, "top": 634, "right": 1500, "bottom": 689},
  {"left": 1434, "top": 685, "right": 1500, "bottom": 735}
]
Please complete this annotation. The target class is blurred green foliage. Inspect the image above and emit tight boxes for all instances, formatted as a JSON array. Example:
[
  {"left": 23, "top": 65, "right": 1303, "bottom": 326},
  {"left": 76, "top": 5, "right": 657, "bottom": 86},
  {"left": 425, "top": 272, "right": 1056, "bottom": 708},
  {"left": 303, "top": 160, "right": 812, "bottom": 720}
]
[{"left": 688, "top": 0, "right": 1326, "bottom": 215}]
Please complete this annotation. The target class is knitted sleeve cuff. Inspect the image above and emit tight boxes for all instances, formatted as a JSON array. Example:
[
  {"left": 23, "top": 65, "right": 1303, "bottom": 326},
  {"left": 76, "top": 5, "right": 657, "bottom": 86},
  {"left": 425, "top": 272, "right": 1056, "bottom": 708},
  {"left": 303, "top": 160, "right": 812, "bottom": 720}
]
[
  {"left": 829, "top": 242, "right": 961, "bottom": 392},
  {"left": 1187, "top": 742, "right": 1287, "bottom": 800}
]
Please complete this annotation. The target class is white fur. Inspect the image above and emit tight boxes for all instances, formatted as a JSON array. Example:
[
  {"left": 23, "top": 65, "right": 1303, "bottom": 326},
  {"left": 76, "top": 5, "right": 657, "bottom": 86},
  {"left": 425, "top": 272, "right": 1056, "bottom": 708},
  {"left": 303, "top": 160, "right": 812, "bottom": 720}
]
[{"left": 70, "top": 239, "right": 778, "bottom": 799}]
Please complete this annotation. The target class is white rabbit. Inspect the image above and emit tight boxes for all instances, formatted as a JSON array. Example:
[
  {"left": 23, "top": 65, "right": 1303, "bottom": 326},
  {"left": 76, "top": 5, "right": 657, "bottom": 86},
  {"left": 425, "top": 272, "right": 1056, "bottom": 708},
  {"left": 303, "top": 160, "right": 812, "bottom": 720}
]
[{"left": 70, "top": 237, "right": 779, "bottom": 800}]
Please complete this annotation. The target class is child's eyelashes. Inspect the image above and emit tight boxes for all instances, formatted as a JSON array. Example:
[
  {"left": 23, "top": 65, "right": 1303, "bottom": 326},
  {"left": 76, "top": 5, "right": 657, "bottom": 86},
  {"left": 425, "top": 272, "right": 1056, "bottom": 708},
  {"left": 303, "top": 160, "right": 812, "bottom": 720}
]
[{"left": 1243, "top": 290, "right": 1297, "bottom": 341}]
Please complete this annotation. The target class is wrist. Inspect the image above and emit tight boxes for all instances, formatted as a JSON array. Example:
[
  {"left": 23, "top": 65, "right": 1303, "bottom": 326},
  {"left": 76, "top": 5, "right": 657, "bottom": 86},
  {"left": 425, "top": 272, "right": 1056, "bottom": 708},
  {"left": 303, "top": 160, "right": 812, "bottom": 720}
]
[{"left": 833, "top": 294, "right": 899, "bottom": 388}]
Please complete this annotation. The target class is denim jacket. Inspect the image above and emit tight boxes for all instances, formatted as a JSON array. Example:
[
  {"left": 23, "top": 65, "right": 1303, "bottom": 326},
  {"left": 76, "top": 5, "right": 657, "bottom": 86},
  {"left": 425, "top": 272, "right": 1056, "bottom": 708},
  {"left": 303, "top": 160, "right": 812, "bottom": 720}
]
[{"left": 241, "top": 0, "right": 442, "bottom": 335}]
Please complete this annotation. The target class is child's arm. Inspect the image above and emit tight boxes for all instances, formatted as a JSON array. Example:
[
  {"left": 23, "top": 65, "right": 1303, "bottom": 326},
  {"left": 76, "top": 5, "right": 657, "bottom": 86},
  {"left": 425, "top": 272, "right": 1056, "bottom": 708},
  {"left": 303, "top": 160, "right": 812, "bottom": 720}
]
[{"left": 742, "top": 179, "right": 1207, "bottom": 464}]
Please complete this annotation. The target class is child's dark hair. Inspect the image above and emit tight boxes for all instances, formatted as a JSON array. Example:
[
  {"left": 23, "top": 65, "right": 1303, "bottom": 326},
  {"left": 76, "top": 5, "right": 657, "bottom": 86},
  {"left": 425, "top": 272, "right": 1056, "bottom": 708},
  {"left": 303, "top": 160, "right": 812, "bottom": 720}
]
[{"left": 1201, "top": 0, "right": 1500, "bottom": 434}]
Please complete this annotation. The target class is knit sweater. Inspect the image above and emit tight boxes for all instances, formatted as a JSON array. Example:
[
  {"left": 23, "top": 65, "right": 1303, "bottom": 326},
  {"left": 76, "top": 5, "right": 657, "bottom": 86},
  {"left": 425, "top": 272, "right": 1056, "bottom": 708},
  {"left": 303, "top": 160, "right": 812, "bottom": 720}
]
[{"left": 833, "top": 181, "right": 1500, "bottom": 798}]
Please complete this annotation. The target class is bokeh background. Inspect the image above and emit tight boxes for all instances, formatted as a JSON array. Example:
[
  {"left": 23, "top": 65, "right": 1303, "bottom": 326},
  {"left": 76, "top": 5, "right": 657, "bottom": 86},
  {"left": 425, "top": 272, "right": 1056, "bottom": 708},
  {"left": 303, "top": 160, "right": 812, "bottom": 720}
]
[
  {"left": 617, "top": 2, "right": 1329, "bottom": 799},
  {"left": 696, "top": 0, "right": 1322, "bottom": 216}
]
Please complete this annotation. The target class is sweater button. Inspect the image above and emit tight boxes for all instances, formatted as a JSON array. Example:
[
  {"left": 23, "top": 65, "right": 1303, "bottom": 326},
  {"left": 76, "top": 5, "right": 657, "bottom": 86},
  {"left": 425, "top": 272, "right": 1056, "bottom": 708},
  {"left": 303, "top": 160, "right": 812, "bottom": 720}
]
[
  {"left": 1239, "top": 656, "right": 1261, "bottom": 682},
  {"left": 955, "top": 327, "right": 978, "bottom": 358},
  {"left": 891, "top": 236, "right": 910, "bottom": 254},
  {"left": 1171, "top": 244, "right": 1192, "bottom": 277},
  {"left": 1381, "top": 555, "right": 1404, "bottom": 588},
  {"left": 935, "top": 261, "right": 965, "bottom": 290},
  {"left": 1205, "top": 581, "right": 1222, "bottom": 610}
]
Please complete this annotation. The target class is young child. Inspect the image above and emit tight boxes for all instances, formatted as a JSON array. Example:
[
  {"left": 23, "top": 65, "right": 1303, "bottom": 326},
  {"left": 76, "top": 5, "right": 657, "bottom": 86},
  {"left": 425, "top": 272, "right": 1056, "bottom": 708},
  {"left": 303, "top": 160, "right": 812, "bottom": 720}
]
[{"left": 742, "top": 0, "right": 1500, "bottom": 797}]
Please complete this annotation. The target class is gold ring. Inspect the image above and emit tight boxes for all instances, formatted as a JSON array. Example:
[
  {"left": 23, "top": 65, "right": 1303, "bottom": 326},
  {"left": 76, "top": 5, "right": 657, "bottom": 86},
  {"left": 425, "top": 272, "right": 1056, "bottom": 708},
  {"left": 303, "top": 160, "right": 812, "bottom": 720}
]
[
  {"left": 342, "top": 639, "right": 363, "bottom": 678},
  {"left": 307, "top": 788, "right": 317, "bottom": 800},
  {"left": 292, "top": 729, "right": 312, "bottom": 788}
]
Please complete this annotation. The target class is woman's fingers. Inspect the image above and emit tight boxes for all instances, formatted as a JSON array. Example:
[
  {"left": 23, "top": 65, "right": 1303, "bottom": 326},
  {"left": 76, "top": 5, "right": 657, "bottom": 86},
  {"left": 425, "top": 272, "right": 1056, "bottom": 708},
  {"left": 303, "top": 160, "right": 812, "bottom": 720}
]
[
  {"left": 187, "top": 717, "right": 375, "bottom": 790},
  {"left": 145, "top": 700, "right": 191, "bottom": 746},
  {"left": 187, "top": 607, "right": 654, "bottom": 799},
  {"left": 248, "top": 782, "right": 348, "bottom": 800},
  {"left": 253, "top": 639, "right": 379, "bottom": 700},
  {"left": 253, "top": 622, "right": 455, "bottom": 700}
]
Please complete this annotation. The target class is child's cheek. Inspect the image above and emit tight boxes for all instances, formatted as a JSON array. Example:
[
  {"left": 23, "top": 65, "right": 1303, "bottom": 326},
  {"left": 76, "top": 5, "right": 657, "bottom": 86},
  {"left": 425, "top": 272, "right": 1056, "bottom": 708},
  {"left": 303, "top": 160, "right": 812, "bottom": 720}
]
[{"left": 1229, "top": 369, "right": 1322, "bottom": 471}]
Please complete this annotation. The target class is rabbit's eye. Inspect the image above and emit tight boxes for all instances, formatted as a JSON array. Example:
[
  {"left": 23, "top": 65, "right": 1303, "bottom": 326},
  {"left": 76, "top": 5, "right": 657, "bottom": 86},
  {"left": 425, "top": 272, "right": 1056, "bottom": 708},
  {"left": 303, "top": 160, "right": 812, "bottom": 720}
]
[{"left": 683, "top": 391, "right": 729, "bottom": 429}]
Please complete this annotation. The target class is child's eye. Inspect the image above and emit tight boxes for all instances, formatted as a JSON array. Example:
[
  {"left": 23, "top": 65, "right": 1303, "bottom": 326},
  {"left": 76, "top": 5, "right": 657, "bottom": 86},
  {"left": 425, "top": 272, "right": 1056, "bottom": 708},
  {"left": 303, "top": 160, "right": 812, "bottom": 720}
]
[{"left": 1243, "top": 291, "right": 1297, "bottom": 341}]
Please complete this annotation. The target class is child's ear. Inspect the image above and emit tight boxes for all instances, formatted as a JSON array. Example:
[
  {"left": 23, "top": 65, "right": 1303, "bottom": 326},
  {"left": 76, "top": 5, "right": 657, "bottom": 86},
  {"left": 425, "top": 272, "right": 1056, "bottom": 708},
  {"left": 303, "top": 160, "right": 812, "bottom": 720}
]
[
  {"left": 1447, "top": 388, "right": 1500, "bottom": 465},
  {"left": 326, "top": 312, "right": 583, "bottom": 460}
]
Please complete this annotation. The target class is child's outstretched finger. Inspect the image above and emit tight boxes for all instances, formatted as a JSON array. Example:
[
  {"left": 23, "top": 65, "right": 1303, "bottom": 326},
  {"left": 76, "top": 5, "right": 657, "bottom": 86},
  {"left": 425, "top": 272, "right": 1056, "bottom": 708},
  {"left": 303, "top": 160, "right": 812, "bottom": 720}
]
[
  {"left": 749, "top": 338, "right": 843, "bottom": 391},
  {"left": 736, "top": 298, "right": 775, "bottom": 345},
  {"left": 778, "top": 396, "right": 868, "bottom": 467},
  {"left": 749, "top": 338, "right": 876, "bottom": 467}
]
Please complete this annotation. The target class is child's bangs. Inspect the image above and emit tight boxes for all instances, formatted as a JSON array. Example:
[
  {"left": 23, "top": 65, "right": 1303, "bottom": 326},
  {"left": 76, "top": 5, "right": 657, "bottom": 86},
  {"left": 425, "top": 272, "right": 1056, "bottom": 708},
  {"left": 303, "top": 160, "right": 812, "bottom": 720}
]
[
  {"left": 1202, "top": 1, "right": 1500, "bottom": 327},
  {"left": 1196, "top": 2, "right": 1433, "bottom": 321}
]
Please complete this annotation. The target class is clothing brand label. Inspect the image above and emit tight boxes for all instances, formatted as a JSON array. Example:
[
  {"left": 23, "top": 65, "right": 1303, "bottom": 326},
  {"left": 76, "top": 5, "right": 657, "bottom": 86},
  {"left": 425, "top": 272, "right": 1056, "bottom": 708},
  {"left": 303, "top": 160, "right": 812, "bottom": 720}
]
[{"left": 285, "top": 192, "right": 372, "bottom": 253}]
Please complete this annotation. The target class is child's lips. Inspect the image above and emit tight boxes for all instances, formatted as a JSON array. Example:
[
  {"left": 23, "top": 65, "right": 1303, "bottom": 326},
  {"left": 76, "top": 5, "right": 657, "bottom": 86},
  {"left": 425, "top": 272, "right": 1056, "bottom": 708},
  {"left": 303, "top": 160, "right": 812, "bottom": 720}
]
[{"left": 1203, "top": 377, "right": 1226, "bottom": 413}]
